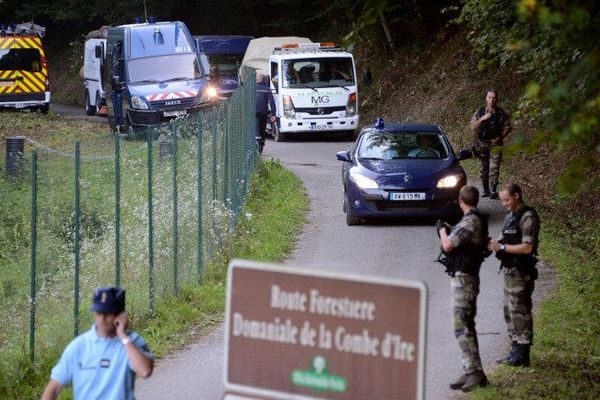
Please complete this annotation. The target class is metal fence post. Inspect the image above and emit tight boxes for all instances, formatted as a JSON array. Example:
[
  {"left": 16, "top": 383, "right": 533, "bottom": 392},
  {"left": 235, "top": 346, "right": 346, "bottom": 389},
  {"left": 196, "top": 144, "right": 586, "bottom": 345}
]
[
  {"left": 74, "top": 142, "right": 81, "bottom": 337},
  {"left": 147, "top": 131, "right": 155, "bottom": 312},
  {"left": 29, "top": 150, "right": 37, "bottom": 362},
  {"left": 197, "top": 119, "right": 204, "bottom": 283},
  {"left": 172, "top": 125, "right": 179, "bottom": 296},
  {"left": 114, "top": 133, "right": 121, "bottom": 286}
]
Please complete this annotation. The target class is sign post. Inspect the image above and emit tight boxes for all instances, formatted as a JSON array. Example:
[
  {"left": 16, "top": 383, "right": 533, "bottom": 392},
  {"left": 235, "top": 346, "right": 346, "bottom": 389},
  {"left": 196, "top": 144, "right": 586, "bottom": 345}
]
[{"left": 225, "top": 260, "right": 427, "bottom": 400}]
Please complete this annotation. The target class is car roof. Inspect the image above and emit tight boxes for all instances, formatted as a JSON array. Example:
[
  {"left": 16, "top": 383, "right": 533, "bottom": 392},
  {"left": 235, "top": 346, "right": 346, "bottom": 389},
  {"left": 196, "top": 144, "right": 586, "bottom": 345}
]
[{"left": 361, "top": 123, "right": 443, "bottom": 133}]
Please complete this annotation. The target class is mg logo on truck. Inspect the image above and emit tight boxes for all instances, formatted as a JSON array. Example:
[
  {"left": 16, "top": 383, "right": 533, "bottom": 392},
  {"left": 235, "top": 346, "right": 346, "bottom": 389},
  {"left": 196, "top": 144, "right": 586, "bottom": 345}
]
[
  {"left": 165, "top": 99, "right": 182, "bottom": 106},
  {"left": 311, "top": 95, "right": 329, "bottom": 105}
]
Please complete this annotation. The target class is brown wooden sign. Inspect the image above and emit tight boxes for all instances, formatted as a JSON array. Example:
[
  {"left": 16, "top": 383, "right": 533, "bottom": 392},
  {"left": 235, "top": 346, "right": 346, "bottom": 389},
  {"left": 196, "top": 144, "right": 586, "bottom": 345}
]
[{"left": 225, "top": 260, "right": 427, "bottom": 400}]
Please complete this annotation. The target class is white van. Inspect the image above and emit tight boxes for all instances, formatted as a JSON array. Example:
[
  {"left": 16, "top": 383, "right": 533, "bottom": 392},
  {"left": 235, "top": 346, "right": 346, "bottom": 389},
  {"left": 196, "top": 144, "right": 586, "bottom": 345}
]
[
  {"left": 242, "top": 38, "right": 359, "bottom": 141},
  {"left": 83, "top": 38, "right": 107, "bottom": 115}
]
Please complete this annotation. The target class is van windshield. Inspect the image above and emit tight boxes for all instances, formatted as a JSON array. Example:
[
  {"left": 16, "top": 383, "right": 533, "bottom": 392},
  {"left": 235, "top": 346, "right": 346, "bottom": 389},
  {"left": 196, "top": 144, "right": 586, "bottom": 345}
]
[
  {"left": 129, "top": 24, "right": 194, "bottom": 58},
  {"left": 128, "top": 54, "right": 201, "bottom": 84},
  {"left": 0, "top": 48, "right": 42, "bottom": 71},
  {"left": 206, "top": 54, "right": 243, "bottom": 77},
  {"left": 281, "top": 57, "right": 354, "bottom": 89}
]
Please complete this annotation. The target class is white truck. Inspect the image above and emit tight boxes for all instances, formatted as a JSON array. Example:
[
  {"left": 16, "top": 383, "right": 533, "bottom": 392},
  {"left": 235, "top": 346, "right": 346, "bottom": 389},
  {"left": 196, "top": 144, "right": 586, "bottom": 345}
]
[
  {"left": 241, "top": 37, "right": 359, "bottom": 141},
  {"left": 82, "top": 28, "right": 108, "bottom": 116}
]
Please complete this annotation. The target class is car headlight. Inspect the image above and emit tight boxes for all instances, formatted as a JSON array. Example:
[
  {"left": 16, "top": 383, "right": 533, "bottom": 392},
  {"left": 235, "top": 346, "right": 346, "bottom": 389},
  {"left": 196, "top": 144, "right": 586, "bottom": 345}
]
[
  {"left": 131, "top": 95, "right": 149, "bottom": 110},
  {"left": 437, "top": 174, "right": 462, "bottom": 188},
  {"left": 200, "top": 85, "right": 219, "bottom": 103},
  {"left": 346, "top": 92, "right": 357, "bottom": 117},
  {"left": 350, "top": 171, "right": 378, "bottom": 189},
  {"left": 282, "top": 95, "right": 295, "bottom": 118}
]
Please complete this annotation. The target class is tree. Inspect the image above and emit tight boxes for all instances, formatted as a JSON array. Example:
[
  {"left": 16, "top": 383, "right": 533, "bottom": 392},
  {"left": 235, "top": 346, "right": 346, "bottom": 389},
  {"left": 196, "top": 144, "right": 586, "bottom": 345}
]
[{"left": 459, "top": 0, "right": 599, "bottom": 193}]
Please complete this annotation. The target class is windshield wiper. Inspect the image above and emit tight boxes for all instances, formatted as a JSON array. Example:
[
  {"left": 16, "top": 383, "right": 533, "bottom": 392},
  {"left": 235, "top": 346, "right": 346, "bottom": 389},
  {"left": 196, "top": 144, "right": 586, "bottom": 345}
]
[
  {"left": 130, "top": 79, "right": 161, "bottom": 85},
  {"left": 318, "top": 83, "right": 350, "bottom": 91},
  {"left": 162, "top": 77, "right": 193, "bottom": 83}
]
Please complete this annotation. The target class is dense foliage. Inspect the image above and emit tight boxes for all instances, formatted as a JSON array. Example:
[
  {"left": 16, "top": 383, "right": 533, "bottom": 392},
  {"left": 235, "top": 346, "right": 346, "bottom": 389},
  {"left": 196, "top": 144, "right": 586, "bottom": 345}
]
[
  {"left": 3, "top": 0, "right": 597, "bottom": 192},
  {"left": 458, "top": 0, "right": 599, "bottom": 192}
]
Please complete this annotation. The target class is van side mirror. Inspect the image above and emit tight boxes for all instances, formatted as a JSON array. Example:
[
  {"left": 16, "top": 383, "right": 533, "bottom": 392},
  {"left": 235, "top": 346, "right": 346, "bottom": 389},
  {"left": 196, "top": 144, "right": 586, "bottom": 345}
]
[{"left": 94, "top": 45, "right": 102, "bottom": 59}]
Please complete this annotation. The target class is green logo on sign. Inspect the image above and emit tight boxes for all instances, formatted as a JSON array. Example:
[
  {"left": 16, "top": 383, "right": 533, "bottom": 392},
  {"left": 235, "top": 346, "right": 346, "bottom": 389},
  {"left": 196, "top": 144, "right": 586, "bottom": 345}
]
[{"left": 291, "top": 355, "right": 347, "bottom": 393}]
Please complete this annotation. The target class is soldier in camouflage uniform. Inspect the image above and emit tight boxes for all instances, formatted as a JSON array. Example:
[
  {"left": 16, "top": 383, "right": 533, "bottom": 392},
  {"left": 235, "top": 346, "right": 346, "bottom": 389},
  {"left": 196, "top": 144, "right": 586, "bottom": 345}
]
[
  {"left": 489, "top": 183, "right": 541, "bottom": 367},
  {"left": 470, "top": 90, "right": 512, "bottom": 199},
  {"left": 438, "top": 185, "right": 489, "bottom": 392}
]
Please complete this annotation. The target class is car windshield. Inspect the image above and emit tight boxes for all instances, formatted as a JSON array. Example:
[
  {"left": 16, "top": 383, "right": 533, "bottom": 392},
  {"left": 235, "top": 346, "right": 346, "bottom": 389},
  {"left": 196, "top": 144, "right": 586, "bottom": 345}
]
[
  {"left": 358, "top": 131, "right": 449, "bottom": 160},
  {"left": 282, "top": 57, "right": 354, "bottom": 88},
  {"left": 128, "top": 54, "right": 201, "bottom": 83}
]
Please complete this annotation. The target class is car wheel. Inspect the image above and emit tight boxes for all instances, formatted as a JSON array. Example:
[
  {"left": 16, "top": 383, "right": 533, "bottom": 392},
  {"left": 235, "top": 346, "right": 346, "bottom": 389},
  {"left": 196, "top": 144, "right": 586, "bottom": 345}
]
[
  {"left": 344, "top": 130, "right": 356, "bottom": 141},
  {"left": 273, "top": 122, "right": 286, "bottom": 142},
  {"left": 39, "top": 103, "right": 49, "bottom": 114},
  {"left": 85, "top": 90, "right": 95, "bottom": 116},
  {"left": 344, "top": 193, "right": 361, "bottom": 226},
  {"left": 94, "top": 91, "right": 103, "bottom": 115}
]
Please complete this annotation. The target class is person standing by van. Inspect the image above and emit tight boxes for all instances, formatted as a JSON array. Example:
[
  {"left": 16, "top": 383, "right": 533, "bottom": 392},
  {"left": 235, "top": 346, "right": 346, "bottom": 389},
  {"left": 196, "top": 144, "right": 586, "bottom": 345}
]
[{"left": 255, "top": 71, "right": 275, "bottom": 152}]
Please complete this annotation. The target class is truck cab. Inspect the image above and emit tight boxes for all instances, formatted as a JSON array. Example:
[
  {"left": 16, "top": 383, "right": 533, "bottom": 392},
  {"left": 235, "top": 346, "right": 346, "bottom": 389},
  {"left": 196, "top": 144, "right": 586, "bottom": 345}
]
[
  {"left": 267, "top": 42, "right": 359, "bottom": 141},
  {"left": 104, "top": 20, "right": 218, "bottom": 133},
  {"left": 193, "top": 35, "right": 252, "bottom": 100}
]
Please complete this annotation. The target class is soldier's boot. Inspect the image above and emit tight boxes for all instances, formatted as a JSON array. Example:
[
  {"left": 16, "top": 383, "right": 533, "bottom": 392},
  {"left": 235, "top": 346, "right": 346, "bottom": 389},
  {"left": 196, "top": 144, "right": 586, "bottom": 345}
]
[
  {"left": 496, "top": 341, "right": 517, "bottom": 364},
  {"left": 505, "top": 343, "right": 531, "bottom": 367},
  {"left": 481, "top": 183, "right": 490, "bottom": 198},
  {"left": 490, "top": 184, "right": 499, "bottom": 199},
  {"left": 449, "top": 374, "right": 468, "bottom": 390},
  {"left": 461, "top": 370, "right": 489, "bottom": 393}
]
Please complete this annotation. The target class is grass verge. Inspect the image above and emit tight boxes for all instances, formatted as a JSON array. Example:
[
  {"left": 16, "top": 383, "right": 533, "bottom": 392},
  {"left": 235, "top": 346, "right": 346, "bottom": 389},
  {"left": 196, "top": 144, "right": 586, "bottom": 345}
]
[
  {"left": 469, "top": 220, "right": 600, "bottom": 399},
  {"left": 0, "top": 111, "right": 308, "bottom": 398}
]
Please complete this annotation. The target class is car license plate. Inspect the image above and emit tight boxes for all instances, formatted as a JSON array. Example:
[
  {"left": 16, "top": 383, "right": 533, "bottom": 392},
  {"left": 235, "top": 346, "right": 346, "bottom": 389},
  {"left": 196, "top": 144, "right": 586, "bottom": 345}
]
[
  {"left": 0, "top": 81, "right": 13, "bottom": 87},
  {"left": 163, "top": 110, "right": 187, "bottom": 117},
  {"left": 310, "top": 124, "right": 333, "bottom": 131},
  {"left": 389, "top": 192, "right": 426, "bottom": 201}
]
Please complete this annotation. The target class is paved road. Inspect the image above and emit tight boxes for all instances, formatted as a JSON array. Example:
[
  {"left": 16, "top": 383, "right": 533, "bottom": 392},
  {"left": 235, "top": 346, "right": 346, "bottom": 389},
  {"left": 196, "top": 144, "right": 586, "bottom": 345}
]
[
  {"left": 136, "top": 134, "right": 525, "bottom": 400},
  {"left": 50, "top": 102, "right": 106, "bottom": 123}
]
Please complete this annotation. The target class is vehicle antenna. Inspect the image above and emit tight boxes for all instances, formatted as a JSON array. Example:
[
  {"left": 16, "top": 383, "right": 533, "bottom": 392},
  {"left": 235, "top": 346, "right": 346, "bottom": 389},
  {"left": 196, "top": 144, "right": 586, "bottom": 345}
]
[{"left": 143, "top": 0, "right": 148, "bottom": 23}]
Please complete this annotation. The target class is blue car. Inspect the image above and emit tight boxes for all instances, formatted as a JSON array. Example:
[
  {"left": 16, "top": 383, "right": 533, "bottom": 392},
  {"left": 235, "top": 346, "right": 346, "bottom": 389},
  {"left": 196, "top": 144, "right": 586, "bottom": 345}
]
[{"left": 336, "top": 118, "right": 472, "bottom": 225}]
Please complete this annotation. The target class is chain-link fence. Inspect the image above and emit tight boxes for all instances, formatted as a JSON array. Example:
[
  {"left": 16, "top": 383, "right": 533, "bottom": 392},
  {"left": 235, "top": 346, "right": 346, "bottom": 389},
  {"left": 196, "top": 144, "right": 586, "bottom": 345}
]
[{"left": 0, "top": 71, "right": 257, "bottom": 367}]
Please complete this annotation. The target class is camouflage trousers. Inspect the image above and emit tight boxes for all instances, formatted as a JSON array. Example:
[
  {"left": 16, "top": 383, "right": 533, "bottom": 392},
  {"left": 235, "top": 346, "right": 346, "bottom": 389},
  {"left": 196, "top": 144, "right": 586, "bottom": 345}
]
[
  {"left": 451, "top": 273, "right": 483, "bottom": 374},
  {"left": 503, "top": 268, "right": 535, "bottom": 344},
  {"left": 476, "top": 140, "right": 503, "bottom": 189}
]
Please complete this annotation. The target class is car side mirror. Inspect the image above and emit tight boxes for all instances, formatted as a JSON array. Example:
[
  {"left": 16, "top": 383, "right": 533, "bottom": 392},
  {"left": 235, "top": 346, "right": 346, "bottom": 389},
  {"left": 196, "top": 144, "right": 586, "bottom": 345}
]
[
  {"left": 336, "top": 150, "right": 351, "bottom": 162},
  {"left": 457, "top": 148, "right": 473, "bottom": 161}
]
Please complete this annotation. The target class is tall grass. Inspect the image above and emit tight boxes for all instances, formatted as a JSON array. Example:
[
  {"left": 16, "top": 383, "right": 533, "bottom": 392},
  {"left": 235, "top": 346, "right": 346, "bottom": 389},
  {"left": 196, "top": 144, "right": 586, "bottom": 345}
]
[{"left": 0, "top": 147, "right": 307, "bottom": 398}]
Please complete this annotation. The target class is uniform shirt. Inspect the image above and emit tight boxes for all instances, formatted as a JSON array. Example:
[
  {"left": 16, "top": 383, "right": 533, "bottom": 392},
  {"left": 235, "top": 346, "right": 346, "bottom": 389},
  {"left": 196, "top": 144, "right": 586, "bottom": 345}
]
[
  {"left": 471, "top": 106, "right": 511, "bottom": 142},
  {"left": 501, "top": 204, "right": 540, "bottom": 246},
  {"left": 51, "top": 324, "right": 153, "bottom": 400},
  {"left": 448, "top": 210, "right": 484, "bottom": 249}
]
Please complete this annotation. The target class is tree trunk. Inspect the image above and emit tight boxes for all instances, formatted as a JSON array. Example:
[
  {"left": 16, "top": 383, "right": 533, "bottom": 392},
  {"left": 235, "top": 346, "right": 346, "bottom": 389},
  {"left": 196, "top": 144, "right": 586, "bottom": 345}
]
[{"left": 378, "top": 10, "right": 396, "bottom": 55}]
